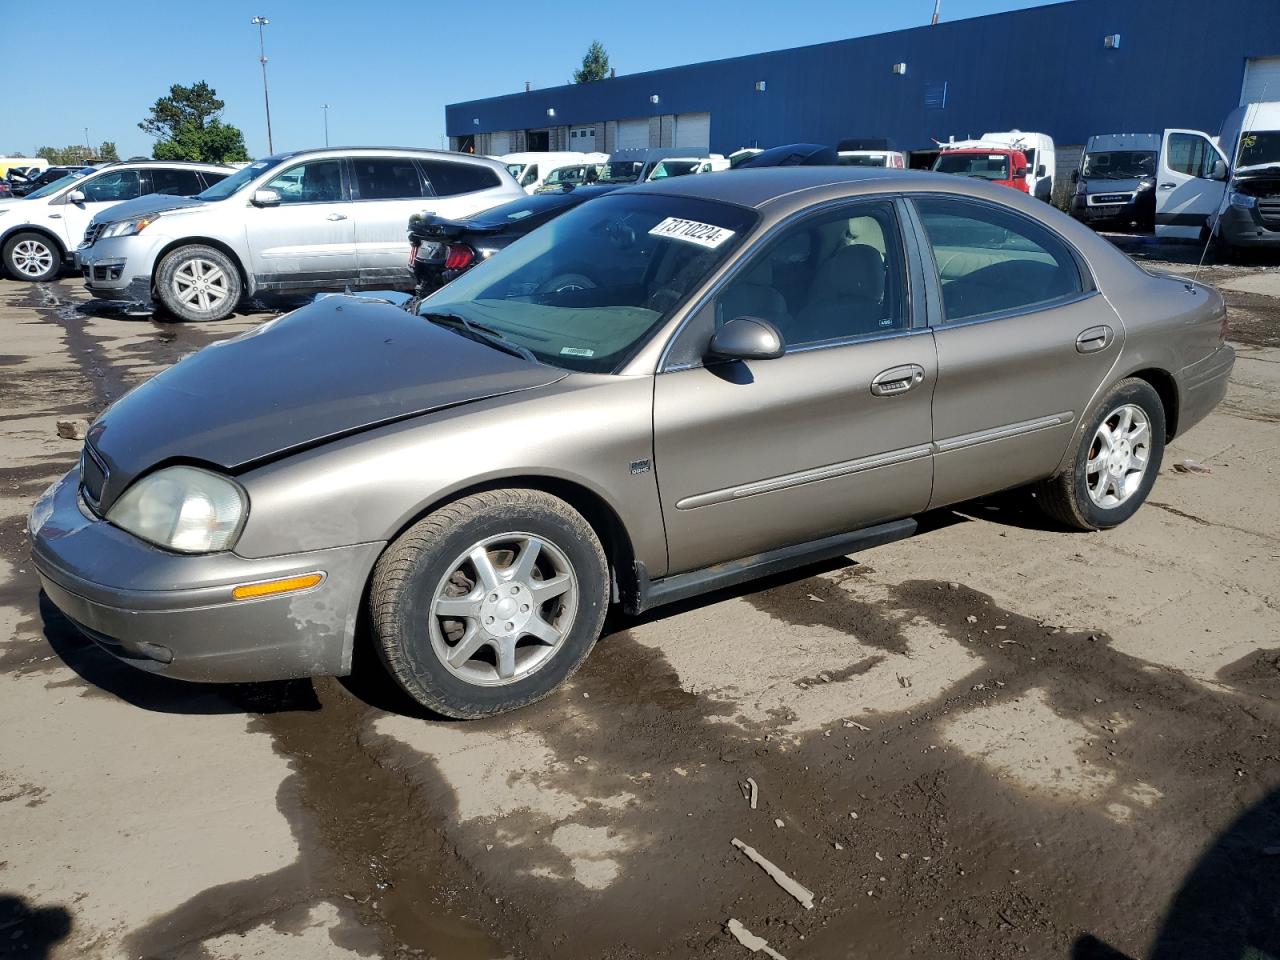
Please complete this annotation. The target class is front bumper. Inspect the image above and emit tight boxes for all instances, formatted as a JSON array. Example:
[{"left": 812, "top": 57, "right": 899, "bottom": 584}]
[
  {"left": 30, "top": 468, "right": 383, "bottom": 683},
  {"left": 1217, "top": 205, "right": 1280, "bottom": 249},
  {"left": 77, "top": 234, "right": 166, "bottom": 309}
]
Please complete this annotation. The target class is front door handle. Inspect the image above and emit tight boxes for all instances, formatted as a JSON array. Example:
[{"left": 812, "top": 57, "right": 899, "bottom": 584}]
[
  {"left": 327, "top": 213, "right": 348, "bottom": 221},
  {"left": 1159, "top": 182, "right": 1177, "bottom": 190},
  {"left": 1076, "top": 325, "right": 1114, "bottom": 354},
  {"left": 870, "top": 364, "right": 925, "bottom": 397}
]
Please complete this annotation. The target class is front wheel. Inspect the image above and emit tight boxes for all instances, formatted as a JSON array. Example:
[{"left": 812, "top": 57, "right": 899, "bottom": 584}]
[
  {"left": 368, "top": 490, "right": 609, "bottom": 718},
  {"left": 154, "top": 245, "right": 242, "bottom": 321},
  {"left": 3, "top": 231, "right": 61, "bottom": 282},
  {"left": 1034, "top": 377, "right": 1166, "bottom": 531}
]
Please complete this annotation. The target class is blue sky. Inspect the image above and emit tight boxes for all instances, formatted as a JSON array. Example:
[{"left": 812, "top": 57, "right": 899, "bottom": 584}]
[{"left": 0, "top": 0, "right": 1062, "bottom": 159}]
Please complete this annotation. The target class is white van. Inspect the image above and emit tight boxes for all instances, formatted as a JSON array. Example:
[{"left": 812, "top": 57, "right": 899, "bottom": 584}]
[
  {"left": 646, "top": 155, "right": 730, "bottom": 180},
  {"left": 500, "top": 152, "right": 608, "bottom": 194},
  {"left": 976, "top": 131, "right": 1056, "bottom": 201},
  {"left": 1154, "top": 101, "right": 1280, "bottom": 252}
]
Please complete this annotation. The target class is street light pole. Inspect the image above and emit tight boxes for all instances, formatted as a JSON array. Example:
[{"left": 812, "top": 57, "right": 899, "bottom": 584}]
[
  {"left": 321, "top": 103, "right": 330, "bottom": 147},
  {"left": 931, "top": 0, "right": 941, "bottom": 24},
  {"left": 251, "top": 16, "right": 274, "bottom": 153}
]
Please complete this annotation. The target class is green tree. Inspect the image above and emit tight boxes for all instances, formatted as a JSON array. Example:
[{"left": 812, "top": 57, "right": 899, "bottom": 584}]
[
  {"left": 139, "top": 81, "right": 250, "bottom": 163},
  {"left": 573, "top": 41, "right": 610, "bottom": 83},
  {"left": 97, "top": 141, "right": 121, "bottom": 162},
  {"left": 37, "top": 145, "right": 92, "bottom": 164}
]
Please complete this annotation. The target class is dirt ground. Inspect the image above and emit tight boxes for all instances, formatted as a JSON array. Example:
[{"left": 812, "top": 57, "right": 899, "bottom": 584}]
[{"left": 1, "top": 240, "right": 1278, "bottom": 960}]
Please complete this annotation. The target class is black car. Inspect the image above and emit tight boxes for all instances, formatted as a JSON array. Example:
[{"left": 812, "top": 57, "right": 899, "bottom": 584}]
[
  {"left": 733, "top": 143, "right": 839, "bottom": 168},
  {"left": 10, "top": 166, "right": 90, "bottom": 198},
  {"left": 408, "top": 184, "right": 621, "bottom": 293}
]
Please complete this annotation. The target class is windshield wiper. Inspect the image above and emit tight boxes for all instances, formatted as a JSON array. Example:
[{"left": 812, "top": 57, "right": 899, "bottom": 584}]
[{"left": 419, "top": 311, "right": 538, "bottom": 363}]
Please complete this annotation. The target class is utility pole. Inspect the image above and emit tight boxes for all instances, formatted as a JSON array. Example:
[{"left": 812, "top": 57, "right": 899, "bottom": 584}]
[
  {"left": 931, "top": 0, "right": 941, "bottom": 24},
  {"left": 322, "top": 103, "right": 330, "bottom": 147},
  {"left": 83, "top": 127, "right": 90, "bottom": 160},
  {"left": 251, "top": 16, "right": 274, "bottom": 153}
]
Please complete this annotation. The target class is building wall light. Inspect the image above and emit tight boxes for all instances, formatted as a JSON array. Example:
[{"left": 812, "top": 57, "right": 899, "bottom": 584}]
[
  {"left": 547, "top": 108, "right": 556, "bottom": 117},
  {"left": 892, "top": 62, "right": 907, "bottom": 75},
  {"left": 649, "top": 94, "right": 660, "bottom": 105},
  {"left": 754, "top": 80, "right": 767, "bottom": 92},
  {"left": 472, "top": 117, "right": 479, "bottom": 126},
  {"left": 1103, "top": 34, "right": 1120, "bottom": 48}
]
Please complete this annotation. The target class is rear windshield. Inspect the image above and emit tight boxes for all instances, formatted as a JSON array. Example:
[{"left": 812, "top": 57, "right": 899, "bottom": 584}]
[
  {"left": 469, "top": 193, "right": 578, "bottom": 228},
  {"left": 837, "top": 154, "right": 888, "bottom": 167},
  {"left": 196, "top": 157, "right": 287, "bottom": 201},
  {"left": 420, "top": 193, "right": 757, "bottom": 374},
  {"left": 1082, "top": 150, "right": 1157, "bottom": 179},
  {"left": 933, "top": 153, "right": 1010, "bottom": 180}
]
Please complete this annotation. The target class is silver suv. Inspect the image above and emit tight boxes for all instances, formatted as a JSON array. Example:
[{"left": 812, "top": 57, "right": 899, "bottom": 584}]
[{"left": 77, "top": 148, "right": 523, "bottom": 321}]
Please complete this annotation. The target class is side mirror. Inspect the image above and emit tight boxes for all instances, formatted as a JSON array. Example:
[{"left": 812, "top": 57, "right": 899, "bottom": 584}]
[
  {"left": 67, "top": 189, "right": 86, "bottom": 203},
  {"left": 1208, "top": 159, "right": 1228, "bottom": 181},
  {"left": 1015, "top": 167, "right": 1029, "bottom": 179},
  {"left": 707, "top": 316, "right": 785, "bottom": 362},
  {"left": 1037, "top": 164, "right": 1047, "bottom": 178},
  {"left": 252, "top": 188, "right": 282, "bottom": 207}
]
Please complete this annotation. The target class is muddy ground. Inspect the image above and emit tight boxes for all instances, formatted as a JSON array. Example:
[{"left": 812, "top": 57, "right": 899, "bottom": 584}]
[{"left": 1, "top": 240, "right": 1278, "bottom": 960}]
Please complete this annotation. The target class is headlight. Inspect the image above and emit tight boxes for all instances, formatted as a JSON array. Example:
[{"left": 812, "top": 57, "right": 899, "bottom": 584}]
[
  {"left": 98, "top": 215, "right": 158, "bottom": 239},
  {"left": 1229, "top": 190, "right": 1258, "bottom": 210},
  {"left": 106, "top": 465, "right": 246, "bottom": 553}
]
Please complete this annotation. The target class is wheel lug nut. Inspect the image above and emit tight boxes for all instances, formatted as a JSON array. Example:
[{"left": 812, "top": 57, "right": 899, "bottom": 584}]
[
  {"left": 489, "top": 593, "right": 498, "bottom": 602},
  {"left": 505, "top": 621, "right": 514, "bottom": 632},
  {"left": 510, "top": 586, "right": 519, "bottom": 595},
  {"left": 520, "top": 604, "right": 529, "bottom": 613},
  {"left": 485, "top": 616, "right": 494, "bottom": 624}
]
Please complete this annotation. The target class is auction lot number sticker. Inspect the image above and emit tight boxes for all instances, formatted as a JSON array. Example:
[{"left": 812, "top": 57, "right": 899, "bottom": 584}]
[{"left": 649, "top": 217, "right": 736, "bottom": 249}]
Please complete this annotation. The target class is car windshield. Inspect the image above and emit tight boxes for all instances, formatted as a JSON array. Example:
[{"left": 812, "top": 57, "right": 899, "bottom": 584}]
[
  {"left": 544, "top": 166, "right": 588, "bottom": 186},
  {"left": 598, "top": 161, "right": 644, "bottom": 183},
  {"left": 419, "top": 193, "right": 757, "bottom": 374},
  {"left": 195, "top": 157, "right": 286, "bottom": 201},
  {"left": 933, "top": 153, "right": 1010, "bottom": 180},
  {"left": 1082, "top": 150, "right": 1157, "bottom": 179},
  {"left": 469, "top": 193, "right": 577, "bottom": 228},
  {"left": 650, "top": 161, "right": 700, "bottom": 179},
  {"left": 1237, "top": 131, "right": 1280, "bottom": 168},
  {"left": 837, "top": 154, "right": 888, "bottom": 167},
  {"left": 25, "top": 169, "right": 89, "bottom": 200}
]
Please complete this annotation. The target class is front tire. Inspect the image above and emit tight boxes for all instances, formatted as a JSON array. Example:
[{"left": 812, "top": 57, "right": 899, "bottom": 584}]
[
  {"left": 369, "top": 490, "right": 609, "bottom": 719},
  {"left": 1034, "top": 378, "right": 1166, "bottom": 531},
  {"left": 3, "top": 231, "right": 61, "bottom": 282},
  {"left": 154, "top": 245, "right": 242, "bottom": 321}
]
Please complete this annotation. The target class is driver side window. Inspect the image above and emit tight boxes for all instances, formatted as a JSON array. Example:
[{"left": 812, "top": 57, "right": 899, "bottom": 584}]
[
  {"left": 713, "top": 200, "right": 908, "bottom": 351},
  {"left": 80, "top": 170, "right": 142, "bottom": 203},
  {"left": 264, "top": 160, "right": 344, "bottom": 204}
]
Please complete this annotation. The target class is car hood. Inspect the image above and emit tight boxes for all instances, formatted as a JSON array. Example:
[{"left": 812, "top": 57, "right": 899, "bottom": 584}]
[
  {"left": 85, "top": 296, "right": 566, "bottom": 510},
  {"left": 90, "top": 192, "right": 206, "bottom": 226}
]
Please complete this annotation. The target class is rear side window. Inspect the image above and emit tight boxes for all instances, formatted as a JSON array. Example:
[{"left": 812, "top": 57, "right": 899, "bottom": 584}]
[
  {"left": 914, "top": 197, "right": 1083, "bottom": 324},
  {"left": 352, "top": 157, "right": 429, "bottom": 200},
  {"left": 80, "top": 170, "right": 142, "bottom": 203},
  {"left": 149, "top": 168, "right": 204, "bottom": 196},
  {"left": 420, "top": 160, "right": 501, "bottom": 196}
]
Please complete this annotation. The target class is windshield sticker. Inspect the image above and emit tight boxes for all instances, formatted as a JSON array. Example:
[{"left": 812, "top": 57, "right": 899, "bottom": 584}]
[
  {"left": 560, "top": 346, "right": 595, "bottom": 357},
  {"left": 988, "top": 154, "right": 1004, "bottom": 160},
  {"left": 648, "top": 217, "right": 736, "bottom": 249}
]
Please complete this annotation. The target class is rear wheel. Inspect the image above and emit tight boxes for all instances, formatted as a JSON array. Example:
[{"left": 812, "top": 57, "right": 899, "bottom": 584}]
[
  {"left": 1034, "top": 378, "right": 1165, "bottom": 531},
  {"left": 155, "top": 245, "right": 242, "bottom": 321},
  {"left": 3, "top": 231, "right": 60, "bottom": 282},
  {"left": 369, "top": 489, "right": 609, "bottom": 718}
]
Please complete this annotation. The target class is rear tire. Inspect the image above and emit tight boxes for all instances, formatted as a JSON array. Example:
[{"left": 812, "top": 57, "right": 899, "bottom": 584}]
[
  {"left": 3, "top": 231, "right": 61, "bottom": 282},
  {"left": 1034, "top": 378, "right": 1165, "bottom": 531},
  {"left": 154, "top": 245, "right": 242, "bottom": 321},
  {"left": 368, "top": 489, "right": 609, "bottom": 719}
]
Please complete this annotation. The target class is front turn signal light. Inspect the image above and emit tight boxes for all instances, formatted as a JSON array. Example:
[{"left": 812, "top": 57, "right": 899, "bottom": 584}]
[{"left": 231, "top": 572, "right": 325, "bottom": 601}]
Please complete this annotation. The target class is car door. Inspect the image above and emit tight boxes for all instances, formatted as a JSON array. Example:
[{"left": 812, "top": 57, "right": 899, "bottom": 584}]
[
  {"left": 653, "top": 198, "right": 936, "bottom": 575},
  {"left": 245, "top": 158, "right": 358, "bottom": 288},
  {"left": 1156, "top": 129, "right": 1230, "bottom": 239},
  {"left": 909, "top": 195, "right": 1123, "bottom": 508},
  {"left": 56, "top": 168, "right": 144, "bottom": 248},
  {"left": 348, "top": 155, "right": 436, "bottom": 284}
]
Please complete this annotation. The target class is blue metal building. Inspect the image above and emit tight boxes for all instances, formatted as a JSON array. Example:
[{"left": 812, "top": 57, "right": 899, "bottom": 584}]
[{"left": 445, "top": 0, "right": 1280, "bottom": 159}]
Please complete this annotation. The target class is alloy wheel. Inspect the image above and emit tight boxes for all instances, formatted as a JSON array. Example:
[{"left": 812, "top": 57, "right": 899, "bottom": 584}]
[
  {"left": 428, "top": 532, "right": 578, "bottom": 686},
  {"left": 172, "top": 258, "right": 230, "bottom": 313},
  {"left": 11, "top": 239, "right": 54, "bottom": 278},
  {"left": 1086, "top": 403, "right": 1151, "bottom": 508}
]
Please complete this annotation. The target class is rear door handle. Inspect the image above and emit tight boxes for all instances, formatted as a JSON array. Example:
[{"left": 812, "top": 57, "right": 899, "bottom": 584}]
[
  {"left": 327, "top": 213, "right": 348, "bottom": 221},
  {"left": 870, "top": 364, "right": 925, "bottom": 397},
  {"left": 1076, "top": 325, "right": 1114, "bottom": 353}
]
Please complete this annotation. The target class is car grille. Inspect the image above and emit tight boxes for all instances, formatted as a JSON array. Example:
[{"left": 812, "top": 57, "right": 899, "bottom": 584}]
[
  {"left": 79, "top": 443, "right": 108, "bottom": 514},
  {"left": 1089, "top": 193, "right": 1131, "bottom": 206},
  {"left": 1259, "top": 198, "right": 1280, "bottom": 226},
  {"left": 83, "top": 223, "right": 105, "bottom": 246}
]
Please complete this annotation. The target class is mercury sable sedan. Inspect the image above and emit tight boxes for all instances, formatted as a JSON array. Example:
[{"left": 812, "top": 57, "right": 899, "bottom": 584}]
[{"left": 30, "top": 168, "right": 1234, "bottom": 718}]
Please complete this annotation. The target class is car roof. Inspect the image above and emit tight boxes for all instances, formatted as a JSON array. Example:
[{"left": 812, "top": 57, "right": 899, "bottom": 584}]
[{"left": 622, "top": 166, "right": 933, "bottom": 207}]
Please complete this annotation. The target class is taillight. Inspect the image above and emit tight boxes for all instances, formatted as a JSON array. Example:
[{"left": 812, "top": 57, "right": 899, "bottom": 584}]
[{"left": 444, "top": 244, "right": 475, "bottom": 271}]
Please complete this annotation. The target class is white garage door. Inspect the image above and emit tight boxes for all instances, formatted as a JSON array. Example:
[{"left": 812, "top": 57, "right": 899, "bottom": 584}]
[
  {"left": 488, "top": 131, "right": 511, "bottom": 155},
  {"left": 674, "top": 112, "right": 711, "bottom": 151},
  {"left": 616, "top": 118, "right": 650, "bottom": 150},
  {"left": 1241, "top": 56, "right": 1280, "bottom": 104}
]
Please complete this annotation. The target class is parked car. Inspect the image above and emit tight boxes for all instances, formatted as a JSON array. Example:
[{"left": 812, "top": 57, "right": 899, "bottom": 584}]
[
  {"left": 647, "top": 155, "right": 730, "bottom": 180},
  {"left": 1155, "top": 101, "right": 1280, "bottom": 253},
  {"left": 836, "top": 138, "right": 907, "bottom": 168},
  {"left": 31, "top": 167, "right": 1232, "bottom": 720},
  {"left": 595, "top": 148, "right": 691, "bottom": 184},
  {"left": 10, "top": 166, "right": 91, "bottom": 198},
  {"left": 976, "top": 131, "right": 1056, "bottom": 201},
  {"left": 1069, "top": 134, "right": 1159, "bottom": 231},
  {"left": 76, "top": 148, "right": 523, "bottom": 321},
  {"left": 532, "top": 162, "right": 604, "bottom": 194},
  {"left": 0, "top": 161, "right": 232, "bottom": 282},
  {"left": 0, "top": 181, "right": 11, "bottom": 200},
  {"left": 500, "top": 152, "right": 607, "bottom": 193},
  {"left": 931, "top": 146, "right": 1031, "bottom": 193},
  {"left": 734, "top": 143, "right": 838, "bottom": 167},
  {"left": 407, "top": 184, "right": 621, "bottom": 293}
]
